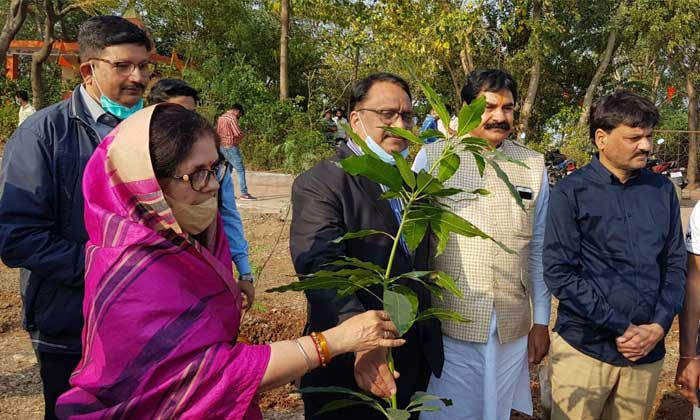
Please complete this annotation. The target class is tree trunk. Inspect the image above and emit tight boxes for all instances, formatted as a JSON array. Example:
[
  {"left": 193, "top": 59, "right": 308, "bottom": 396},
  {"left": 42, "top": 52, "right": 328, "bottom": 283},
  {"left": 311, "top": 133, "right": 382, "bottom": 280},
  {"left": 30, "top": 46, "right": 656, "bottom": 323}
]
[
  {"left": 279, "top": 0, "right": 289, "bottom": 101},
  {"left": 687, "top": 73, "right": 699, "bottom": 188},
  {"left": 518, "top": 0, "right": 542, "bottom": 140},
  {"left": 348, "top": 45, "right": 360, "bottom": 112},
  {"left": 0, "top": 0, "right": 30, "bottom": 65},
  {"left": 31, "top": 0, "right": 57, "bottom": 109},
  {"left": 444, "top": 59, "right": 462, "bottom": 108},
  {"left": 577, "top": 3, "right": 623, "bottom": 127},
  {"left": 459, "top": 39, "right": 474, "bottom": 75}
]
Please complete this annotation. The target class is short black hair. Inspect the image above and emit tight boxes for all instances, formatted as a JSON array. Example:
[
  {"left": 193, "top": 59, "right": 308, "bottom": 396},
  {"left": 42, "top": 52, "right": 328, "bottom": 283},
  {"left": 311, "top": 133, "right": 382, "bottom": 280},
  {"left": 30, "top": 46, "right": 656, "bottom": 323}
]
[
  {"left": 78, "top": 16, "right": 152, "bottom": 61},
  {"left": 15, "top": 90, "right": 29, "bottom": 102},
  {"left": 349, "top": 72, "right": 412, "bottom": 111},
  {"left": 461, "top": 69, "right": 518, "bottom": 105},
  {"left": 589, "top": 91, "right": 659, "bottom": 145},
  {"left": 149, "top": 104, "right": 220, "bottom": 178},
  {"left": 148, "top": 79, "right": 200, "bottom": 105},
  {"left": 231, "top": 103, "right": 244, "bottom": 116}
]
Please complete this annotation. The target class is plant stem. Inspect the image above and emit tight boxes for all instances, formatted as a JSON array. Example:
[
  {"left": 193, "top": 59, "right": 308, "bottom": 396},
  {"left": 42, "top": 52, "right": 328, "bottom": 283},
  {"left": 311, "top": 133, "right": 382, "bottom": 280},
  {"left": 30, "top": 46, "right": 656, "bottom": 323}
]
[
  {"left": 387, "top": 349, "right": 397, "bottom": 409},
  {"left": 382, "top": 191, "right": 417, "bottom": 410}
]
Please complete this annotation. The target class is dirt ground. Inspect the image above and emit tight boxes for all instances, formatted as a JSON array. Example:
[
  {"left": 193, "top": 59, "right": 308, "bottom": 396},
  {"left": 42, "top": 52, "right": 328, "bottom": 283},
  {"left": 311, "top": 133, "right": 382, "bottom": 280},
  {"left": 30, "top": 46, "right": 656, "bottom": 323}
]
[{"left": 0, "top": 212, "right": 695, "bottom": 419}]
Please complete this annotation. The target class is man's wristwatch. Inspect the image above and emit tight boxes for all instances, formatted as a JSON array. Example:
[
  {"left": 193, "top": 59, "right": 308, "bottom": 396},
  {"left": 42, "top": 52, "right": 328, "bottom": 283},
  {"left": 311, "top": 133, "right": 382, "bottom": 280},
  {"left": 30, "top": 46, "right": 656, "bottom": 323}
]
[{"left": 239, "top": 273, "right": 255, "bottom": 283}]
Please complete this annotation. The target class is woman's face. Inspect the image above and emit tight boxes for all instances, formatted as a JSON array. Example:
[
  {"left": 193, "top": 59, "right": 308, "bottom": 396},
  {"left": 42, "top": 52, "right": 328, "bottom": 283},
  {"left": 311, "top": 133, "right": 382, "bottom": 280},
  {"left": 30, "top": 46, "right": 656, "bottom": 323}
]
[{"left": 159, "top": 133, "right": 220, "bottom": 205}]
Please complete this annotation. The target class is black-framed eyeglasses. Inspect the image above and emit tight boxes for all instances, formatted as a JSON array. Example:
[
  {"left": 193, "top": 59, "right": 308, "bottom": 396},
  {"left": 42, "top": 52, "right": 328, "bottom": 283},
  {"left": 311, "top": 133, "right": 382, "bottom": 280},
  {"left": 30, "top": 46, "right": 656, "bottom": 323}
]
[
  {"left": 89, "top": 57, "right": 156, "bottom": 76},
  {"left": 172, "top": 159, "right": 227, "bottom": 192},
  {"left": 357, "top": 108, "right": 417, "bottom": 126}
]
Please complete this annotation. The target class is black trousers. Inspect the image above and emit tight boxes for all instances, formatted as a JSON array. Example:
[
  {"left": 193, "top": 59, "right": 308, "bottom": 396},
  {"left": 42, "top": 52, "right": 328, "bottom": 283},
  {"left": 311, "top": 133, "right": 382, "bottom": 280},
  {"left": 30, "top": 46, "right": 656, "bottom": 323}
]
[{"left": 37, "top": 351, "right": 81, "bottom": 420}]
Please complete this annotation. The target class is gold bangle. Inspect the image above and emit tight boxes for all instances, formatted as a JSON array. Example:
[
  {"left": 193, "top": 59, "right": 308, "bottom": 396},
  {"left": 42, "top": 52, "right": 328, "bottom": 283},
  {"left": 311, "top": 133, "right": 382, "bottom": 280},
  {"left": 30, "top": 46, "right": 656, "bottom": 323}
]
[
  {"left": 310, "top": 332, "right": 327, "bottom": 367},
  {"left": 314, "top": 332, "right": 332, "bottom": 365}
]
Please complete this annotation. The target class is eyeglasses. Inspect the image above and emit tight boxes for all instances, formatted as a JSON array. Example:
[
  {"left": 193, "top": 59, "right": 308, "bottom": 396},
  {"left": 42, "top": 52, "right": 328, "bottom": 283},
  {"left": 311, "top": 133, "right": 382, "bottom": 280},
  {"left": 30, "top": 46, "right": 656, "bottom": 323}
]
[
  {"left": 172, "top": 160, "right": 227, "bottom": 192},
  {"left": 89, "top": 57, "right": 156, "bottom": 76},
  {"left": 357, "top": 108, "right": 417, "bottom": 126}
]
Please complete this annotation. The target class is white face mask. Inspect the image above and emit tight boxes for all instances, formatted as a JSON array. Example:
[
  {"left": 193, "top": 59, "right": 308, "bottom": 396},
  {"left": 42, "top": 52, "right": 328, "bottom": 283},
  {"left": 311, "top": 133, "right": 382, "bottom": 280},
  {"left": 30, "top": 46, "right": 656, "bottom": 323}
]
[{"left": 357, "top": 116, "right": 409, "bottom": 166}]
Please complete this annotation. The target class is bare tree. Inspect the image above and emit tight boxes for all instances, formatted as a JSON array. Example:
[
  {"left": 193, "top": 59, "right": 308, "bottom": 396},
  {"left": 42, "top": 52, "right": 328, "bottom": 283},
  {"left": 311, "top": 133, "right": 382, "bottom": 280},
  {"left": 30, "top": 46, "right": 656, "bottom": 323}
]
[
  {"left": 31, "top": 0, "right": 106, "bottom": 108},
  {"left": 0, "top": 0, "right": 31, "bottom": 66},
  {"left": 518, "top": 0, "right": 542, "bottom": 139},
  {"left": 279, "top": 0, "right": 289, "bottom": 101},
  {"left": 686, "top": 73, "right": 699, "bottom": 188},
  {"left": 578, "top": 2, "right": 625, "bottom": 127}
]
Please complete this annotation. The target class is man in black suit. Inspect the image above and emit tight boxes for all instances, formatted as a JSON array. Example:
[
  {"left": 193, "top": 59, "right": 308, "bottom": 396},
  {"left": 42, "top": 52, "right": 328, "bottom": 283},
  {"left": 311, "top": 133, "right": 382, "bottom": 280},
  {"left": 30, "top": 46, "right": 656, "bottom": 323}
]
[{"left": 291, "top": 72, "right": 443, "bottom": 420}]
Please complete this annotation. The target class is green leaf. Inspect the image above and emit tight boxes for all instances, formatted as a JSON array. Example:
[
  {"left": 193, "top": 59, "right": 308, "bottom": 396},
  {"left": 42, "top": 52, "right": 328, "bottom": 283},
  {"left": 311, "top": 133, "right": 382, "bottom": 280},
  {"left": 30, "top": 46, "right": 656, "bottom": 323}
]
[
  {"left": 472, "top": 153, "right": 486, "bottom": 177},
  {"left": 393, "top": 152, "right": 416, "bottom": 189},
  {"left": 331, "top": 230, "right": 395, "bottom": 243},
  {"left": 419, "top": 129, "right": 445, "bottom": 142},
  {"left": 416, "top": 170, "right": 444, "bottom": 194},
  {"left": 431, "top": 222, "right": 450, "bottom": 256},
  {"left": 460, "top": 136, "right": 490, "bottom": 148},
  {"left": 437, "top": 152, "right": 460, "bottom": 182},
  {"left": 485, "top": 158, "right": 525, "bottom": 211},
  {"left": 435, "top": 209, "right": 489, "bottom": 239},
  {"left": 384, "top": 289, "right": 417, "bottom": 336},
  {"left": 266, "top": 277, "right": 354, "bottom": 293},
  {"left": 296, "top": 386, "right": 380, "bottom": 403},
  {"left": 390, "top": 284, "right": 419, "bottom": 314},
  {"left": 390, "top": 271, "right": 445, "bottom": 301},
  {"left": 429, "top": 271, "right": 463, "bottom": 299},
  {"left": 402, "top": 217, "right": 429, "bottom": 251},
  {"left": 426, "top": 209, "right": 516, "bottom": 255},
  {"left": 420, "top": 82, "right": 450, "bottom": 127},
  {"left": 265, "top": 269, "right": 383, "bottom": 296},
  {"left": 389, "top": 270, "right": 432, "bottom": 281},
  {"left": 317, "top": 399, "right": 385, "bottom": 416},
  {"left": 340, "top": 155, "right": 403, "bottom": 191},
  {"left": 383, "top": 126, "right": 422, "bottom": 145},
  {"left": 414, "top": 308, "right": 470, "bottom": 324},
  {"left": 407, "top": 391, "right": 454, "bottom": 411},
  {"left": 343, "top": 123, "right": 380, "bottom": 160},
  {"left": 386, "top": 408, "right": 411, "bottom": 420},
  {"left": 430, "top": 187, "right": 465, "bottom": 197},
  {"left": 381, "top": 190, "right": 403, "bottom": 200},
  {"left": 488, "top": 149, "right": 530, "bottom": 168},
  {"left": 470, "top": 188, "right": 490, "bottom": 195},
  {"left": 328, "top": 257, "right": 384, "bottom": 274},
  {"left": 457, "top": 96, "right": 486, "bottom": 137}
]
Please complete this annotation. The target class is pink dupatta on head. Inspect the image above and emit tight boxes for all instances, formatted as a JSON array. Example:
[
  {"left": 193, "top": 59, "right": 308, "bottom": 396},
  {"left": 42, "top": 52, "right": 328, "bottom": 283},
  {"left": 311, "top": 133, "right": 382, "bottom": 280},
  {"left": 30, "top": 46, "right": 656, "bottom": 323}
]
[{"left": 57, "top": 105, "right": 270, "bottom": 420}]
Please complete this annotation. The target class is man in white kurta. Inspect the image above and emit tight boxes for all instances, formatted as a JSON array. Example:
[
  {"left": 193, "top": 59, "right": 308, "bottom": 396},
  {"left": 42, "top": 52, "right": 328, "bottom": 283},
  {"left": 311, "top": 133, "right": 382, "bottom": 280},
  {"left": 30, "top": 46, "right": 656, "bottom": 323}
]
[{"left": 414, "top": 69, "right": 551, "bottom": 420}]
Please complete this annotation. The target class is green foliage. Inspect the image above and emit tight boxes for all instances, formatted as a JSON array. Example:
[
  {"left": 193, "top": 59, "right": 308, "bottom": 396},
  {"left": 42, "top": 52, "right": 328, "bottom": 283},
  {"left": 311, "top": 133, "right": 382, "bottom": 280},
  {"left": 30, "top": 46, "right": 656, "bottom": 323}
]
[
  {"left": 184, "top": 55, "right": 333, "bottom": 173},
  {"left": 0, "top": 77, "right": 24, "bottom": 148},
  {"left": 0, "top": 102, "right": 17, "bottom": 149}
]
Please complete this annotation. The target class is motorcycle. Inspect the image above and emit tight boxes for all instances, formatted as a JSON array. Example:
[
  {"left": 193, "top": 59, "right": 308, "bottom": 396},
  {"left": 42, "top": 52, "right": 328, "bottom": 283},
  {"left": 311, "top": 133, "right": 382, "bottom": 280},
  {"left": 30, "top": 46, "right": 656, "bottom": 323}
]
[
  {"left": 546, "top": 149, "right": 577, "bottom": 186},
  {"left": 647, "top": 158, "right": 687, "bottom": 189}
]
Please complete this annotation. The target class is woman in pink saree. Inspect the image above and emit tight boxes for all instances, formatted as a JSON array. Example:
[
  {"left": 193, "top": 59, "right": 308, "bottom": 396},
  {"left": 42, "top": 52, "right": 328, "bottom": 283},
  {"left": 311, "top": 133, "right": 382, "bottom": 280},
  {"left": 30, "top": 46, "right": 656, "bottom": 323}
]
[{"left": 56, "top": 104, "right": 404, "bottom": 419}]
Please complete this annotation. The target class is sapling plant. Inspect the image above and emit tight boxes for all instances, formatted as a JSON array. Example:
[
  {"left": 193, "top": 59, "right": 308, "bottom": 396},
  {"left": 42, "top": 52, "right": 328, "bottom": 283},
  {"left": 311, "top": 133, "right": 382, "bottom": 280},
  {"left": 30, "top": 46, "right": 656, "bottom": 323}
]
[{"left": 268, "top": 82, "right": 526, "bottom": 419}]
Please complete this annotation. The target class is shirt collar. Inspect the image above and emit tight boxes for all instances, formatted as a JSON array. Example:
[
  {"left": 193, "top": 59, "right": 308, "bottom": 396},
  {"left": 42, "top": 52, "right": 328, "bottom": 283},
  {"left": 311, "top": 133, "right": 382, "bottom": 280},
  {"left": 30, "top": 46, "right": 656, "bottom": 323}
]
[
  {"left": 79, "top": 84, "right": 107, "bottom": 123},
  {"left": 347, "top": 139, "right": 363, "bottom": 156},
  {"left": 589, "top": 155, "right": 641, "bottom": 184},
  {"left": 79, "top": 84, "right": 121, "bottom": 128}
]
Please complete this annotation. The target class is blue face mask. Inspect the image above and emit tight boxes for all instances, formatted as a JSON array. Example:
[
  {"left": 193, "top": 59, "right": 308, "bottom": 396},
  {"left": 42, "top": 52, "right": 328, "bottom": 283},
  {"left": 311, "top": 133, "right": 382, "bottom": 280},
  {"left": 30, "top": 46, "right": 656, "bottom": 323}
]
[
  {"left": 359, "top": 117, "right": 409, "bottom": 166},
  {"left": 100, "top": 95, "right": 143, "bottom": 120},
  {"left": 91, "top": 63, "right": 144, "bottom": 120}
]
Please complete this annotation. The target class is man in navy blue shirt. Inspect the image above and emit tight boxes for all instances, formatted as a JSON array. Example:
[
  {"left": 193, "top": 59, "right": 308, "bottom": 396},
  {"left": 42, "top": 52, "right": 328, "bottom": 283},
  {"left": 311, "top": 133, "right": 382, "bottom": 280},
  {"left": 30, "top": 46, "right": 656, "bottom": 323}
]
[{"left": 544, "top": 91, "right": 686, "bottom": 419}]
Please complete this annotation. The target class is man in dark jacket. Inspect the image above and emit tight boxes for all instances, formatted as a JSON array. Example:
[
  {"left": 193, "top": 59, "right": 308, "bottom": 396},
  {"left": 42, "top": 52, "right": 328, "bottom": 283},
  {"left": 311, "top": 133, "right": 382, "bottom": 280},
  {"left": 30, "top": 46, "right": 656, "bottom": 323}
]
[
  {"left": 0, "top": 16, "right": 152, "bottom": 420},
  {"left": 290, "top": 72, "right": 443, "bottom": 419}
]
